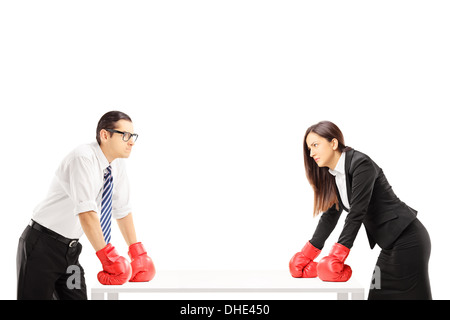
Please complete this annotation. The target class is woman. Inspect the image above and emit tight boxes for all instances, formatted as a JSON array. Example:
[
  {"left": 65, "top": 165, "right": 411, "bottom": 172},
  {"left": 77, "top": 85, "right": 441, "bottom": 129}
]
[{"left": 289, "top": 121, "right": 432, "bottom": 300}]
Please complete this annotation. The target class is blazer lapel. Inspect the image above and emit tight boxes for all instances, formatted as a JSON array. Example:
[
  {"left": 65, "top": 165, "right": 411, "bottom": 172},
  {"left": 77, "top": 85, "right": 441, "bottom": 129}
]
[
  {"left": 344, "top": 149, "right": 354, "bottom": 206},
  {"left": 334, "top": 180, "right": 345, "bottom": 210}
]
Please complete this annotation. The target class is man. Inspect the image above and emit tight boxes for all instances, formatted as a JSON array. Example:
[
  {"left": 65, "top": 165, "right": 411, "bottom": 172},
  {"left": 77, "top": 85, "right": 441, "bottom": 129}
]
[{"left": 16, "top": 111, "right": 155, "bottom": 300}]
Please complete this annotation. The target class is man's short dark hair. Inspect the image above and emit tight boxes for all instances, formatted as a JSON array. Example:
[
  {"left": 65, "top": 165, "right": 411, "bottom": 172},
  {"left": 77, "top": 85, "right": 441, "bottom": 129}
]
[{"left": 96, "top": 111, "right": 132, "bottom": 145}]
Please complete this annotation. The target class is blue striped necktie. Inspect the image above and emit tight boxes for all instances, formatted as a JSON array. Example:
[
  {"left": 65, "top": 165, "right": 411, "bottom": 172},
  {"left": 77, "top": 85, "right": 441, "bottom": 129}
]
[{"left": 100, "top": 165, "right": 113, "bottom": 244}]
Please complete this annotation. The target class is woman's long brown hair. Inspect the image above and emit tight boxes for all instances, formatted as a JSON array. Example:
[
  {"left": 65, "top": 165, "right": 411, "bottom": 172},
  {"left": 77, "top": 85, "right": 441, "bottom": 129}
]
[{"left": 303, "top": 121, "right": 351, "bottom": 217}]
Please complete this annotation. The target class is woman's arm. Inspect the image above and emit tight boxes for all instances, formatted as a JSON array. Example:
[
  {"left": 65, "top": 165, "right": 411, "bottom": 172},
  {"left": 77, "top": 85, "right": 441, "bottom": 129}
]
[
  {"left": 337, "top": 157, "right": 378, "bottom": 248},
  {"left": 309, "top": 204, "right": 342, "bottom": 250}
]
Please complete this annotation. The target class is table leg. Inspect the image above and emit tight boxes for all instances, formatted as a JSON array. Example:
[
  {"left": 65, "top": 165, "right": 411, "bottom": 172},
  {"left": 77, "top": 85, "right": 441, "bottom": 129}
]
[
  {"left": 91, "top": 291, "right": 105, "bottom": 300},
  {"left": 351, "top": 291, "right": 365, "bottom": 300},
  {"left": 337, "top": 292, "right": 348, "bottom": 300},
  {"left": 107, "top": 292, "right": 119, "bottom": 300}
]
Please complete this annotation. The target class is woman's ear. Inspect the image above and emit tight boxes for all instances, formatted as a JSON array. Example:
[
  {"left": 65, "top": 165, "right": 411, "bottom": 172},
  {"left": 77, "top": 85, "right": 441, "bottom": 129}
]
[{"left": 331, "top": 138, "right": 339, "bottom": 150}]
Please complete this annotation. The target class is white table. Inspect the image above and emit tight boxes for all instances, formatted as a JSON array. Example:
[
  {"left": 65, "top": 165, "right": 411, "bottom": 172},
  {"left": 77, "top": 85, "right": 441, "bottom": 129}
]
[{"left": 91, "top": 270, "right": 365, "bottom": 300}]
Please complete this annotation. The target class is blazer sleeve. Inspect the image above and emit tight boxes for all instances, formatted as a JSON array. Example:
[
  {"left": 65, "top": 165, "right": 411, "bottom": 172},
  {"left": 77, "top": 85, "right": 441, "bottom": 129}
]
[
  {"left": 309, "top": 204, "right": 342, "bottom": 250},
  {"left": 337, "top": 156, "right": 378, "bottom": 249}
]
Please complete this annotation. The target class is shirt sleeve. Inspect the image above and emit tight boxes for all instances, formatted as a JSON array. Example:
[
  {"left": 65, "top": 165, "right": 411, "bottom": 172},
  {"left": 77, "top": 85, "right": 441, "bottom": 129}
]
[
  {"left": 66, "top": 156, "right": 99, "bottom": 215},
  {"left": 337, "top": 157, "right": 379, "bottom": 249},
  {"left": 111, "top": 160, "right": 132, "bottom": 219}
]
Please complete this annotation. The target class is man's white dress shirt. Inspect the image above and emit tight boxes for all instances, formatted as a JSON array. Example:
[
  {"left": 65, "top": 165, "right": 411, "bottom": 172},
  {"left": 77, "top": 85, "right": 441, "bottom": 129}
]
[
  {"left": 32, "top": 142, "right": 132, "bottom": 239},
  {"left": 328, "top": 152, "right": 350, "bottom": 211}
]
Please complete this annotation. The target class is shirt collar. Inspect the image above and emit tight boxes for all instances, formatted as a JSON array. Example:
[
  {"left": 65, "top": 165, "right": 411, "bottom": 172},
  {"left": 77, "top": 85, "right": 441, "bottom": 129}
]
[
  {"left": 328, "top": 152, "right": 346, "bottom": 176},
  {"left": 91, "top": 141, "right": 110, "bottom": 171}
]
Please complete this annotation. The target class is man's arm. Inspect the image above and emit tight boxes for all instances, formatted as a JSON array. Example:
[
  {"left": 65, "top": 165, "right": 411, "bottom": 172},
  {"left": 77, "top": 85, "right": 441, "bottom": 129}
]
[
  {"left": 79, "top": 211, "right": 107, "bottom": 251},
  {"left": 117, "top": 212, "right": 137, "bottom": 246},
  {"left": 79, "top": 210, "right": 133, "bottom": 284},
  {"left": 118, "top": 212, "right": 156, "bottom": 282}
]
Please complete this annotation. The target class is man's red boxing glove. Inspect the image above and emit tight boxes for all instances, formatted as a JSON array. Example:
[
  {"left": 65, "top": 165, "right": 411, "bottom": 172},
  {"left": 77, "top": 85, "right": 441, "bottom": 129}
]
[
  {"left": 289, "top": 241, "right": 321, "bottom": 278},
  {"left": 128, "top": 242, "right": 156, "bottom": 282},
  {"left": 317, "top": 243, "right": 352, "bottom": 282},
  {"left": 96, "top": 243, "right": 132, "bottom": 285}
]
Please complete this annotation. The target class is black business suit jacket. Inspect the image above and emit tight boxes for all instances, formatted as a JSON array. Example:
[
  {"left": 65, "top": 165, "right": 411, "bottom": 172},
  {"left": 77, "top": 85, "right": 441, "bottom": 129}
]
[{"left": 309, "top": 149, "right": 418, "bottom": 250}]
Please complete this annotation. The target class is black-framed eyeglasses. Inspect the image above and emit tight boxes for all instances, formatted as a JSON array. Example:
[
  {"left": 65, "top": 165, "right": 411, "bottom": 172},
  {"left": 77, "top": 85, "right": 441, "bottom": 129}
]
[{"left": 105, "top": 129, "right": 139, "bottom": 142}]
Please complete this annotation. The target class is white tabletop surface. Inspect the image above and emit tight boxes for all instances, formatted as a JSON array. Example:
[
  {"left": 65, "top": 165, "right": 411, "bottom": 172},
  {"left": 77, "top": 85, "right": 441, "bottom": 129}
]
[{"left": 91, "top": 270, "right": 364, "bottom": 293}]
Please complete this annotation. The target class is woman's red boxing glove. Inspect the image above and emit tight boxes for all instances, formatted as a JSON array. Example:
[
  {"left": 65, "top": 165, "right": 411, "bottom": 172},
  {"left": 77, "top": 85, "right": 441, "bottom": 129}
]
[
  {"left": 289, "top": 241, "right": 321, "bottom": 278},
  {"left": 317, "top": 243, "right": 352, "bottom": 282}
]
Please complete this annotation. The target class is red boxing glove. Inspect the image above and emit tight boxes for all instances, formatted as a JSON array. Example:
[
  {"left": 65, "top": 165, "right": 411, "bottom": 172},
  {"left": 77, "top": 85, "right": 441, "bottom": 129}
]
[
  {"left": 96, "top": 244, "right": 132, "bottom": 285},
  {"left": 317, "top": 243, "right": 352, "bottom": 282},
  {"left": 128, "top": 242, "right": 156, "bottom": 282},
  {"left": 289, "top": 241, "right": 321, "bottom": 278}
]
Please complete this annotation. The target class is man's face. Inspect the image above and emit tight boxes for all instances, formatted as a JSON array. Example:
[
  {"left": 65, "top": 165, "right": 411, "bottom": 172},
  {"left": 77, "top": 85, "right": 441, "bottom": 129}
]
[{"left": 101, "top": 119, "right": 136, "bottom": 160}]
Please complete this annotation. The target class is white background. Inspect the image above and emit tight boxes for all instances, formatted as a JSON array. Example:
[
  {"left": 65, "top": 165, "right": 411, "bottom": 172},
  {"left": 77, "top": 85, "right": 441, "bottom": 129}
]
[{"left": 1, "top": 0, "right": 449, "bottom": 300}]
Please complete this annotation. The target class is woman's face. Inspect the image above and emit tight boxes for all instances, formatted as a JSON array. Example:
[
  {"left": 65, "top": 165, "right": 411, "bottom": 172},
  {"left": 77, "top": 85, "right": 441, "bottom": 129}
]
[{"left": 306, "top": 132, "right": 341, "bottom": 169}]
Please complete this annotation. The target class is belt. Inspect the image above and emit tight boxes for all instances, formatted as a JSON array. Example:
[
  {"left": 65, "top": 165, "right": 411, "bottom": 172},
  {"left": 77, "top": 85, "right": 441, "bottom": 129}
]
[{"left": 29, "top": 220, "right": 79, "bottom": 248}]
